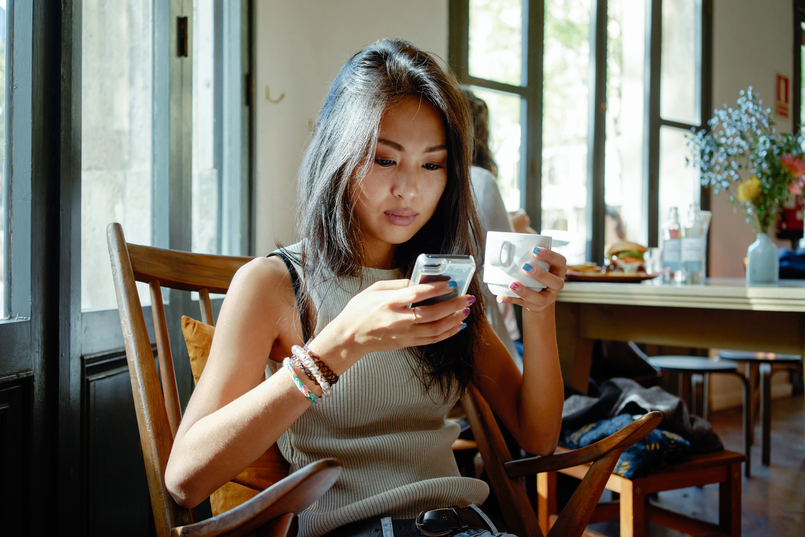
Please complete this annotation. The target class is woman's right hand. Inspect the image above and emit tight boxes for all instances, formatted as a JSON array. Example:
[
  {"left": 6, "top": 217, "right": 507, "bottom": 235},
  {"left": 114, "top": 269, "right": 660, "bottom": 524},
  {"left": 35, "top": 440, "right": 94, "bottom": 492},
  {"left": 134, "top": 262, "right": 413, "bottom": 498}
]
[{"left": 309, "top": 279, "right": 474, "bottom": 372}]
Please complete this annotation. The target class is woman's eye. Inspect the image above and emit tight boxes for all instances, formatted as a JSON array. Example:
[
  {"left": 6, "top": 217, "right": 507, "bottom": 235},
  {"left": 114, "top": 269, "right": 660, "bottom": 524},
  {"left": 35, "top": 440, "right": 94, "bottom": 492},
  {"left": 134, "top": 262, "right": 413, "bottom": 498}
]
[
  {"left": 423, "top": 163, "right": 443, "bottom": 171},
  {"left": 375, "top": 158, "right": 395, "bottom": 167}
]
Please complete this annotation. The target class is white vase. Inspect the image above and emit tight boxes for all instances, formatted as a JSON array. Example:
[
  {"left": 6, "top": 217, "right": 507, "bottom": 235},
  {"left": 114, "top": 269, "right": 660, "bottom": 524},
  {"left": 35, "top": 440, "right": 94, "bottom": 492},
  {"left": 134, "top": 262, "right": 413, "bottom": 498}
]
[{"left": 746, "top": 232, "right": 779, "bottom": 285}]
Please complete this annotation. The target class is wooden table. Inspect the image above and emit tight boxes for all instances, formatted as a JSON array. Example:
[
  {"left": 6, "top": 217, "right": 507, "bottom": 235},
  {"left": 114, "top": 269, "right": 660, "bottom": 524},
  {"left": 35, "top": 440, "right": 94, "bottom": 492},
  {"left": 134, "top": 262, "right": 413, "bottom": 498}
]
[{"left": 555, "top": 278, "right": 805, "bottom": 393}]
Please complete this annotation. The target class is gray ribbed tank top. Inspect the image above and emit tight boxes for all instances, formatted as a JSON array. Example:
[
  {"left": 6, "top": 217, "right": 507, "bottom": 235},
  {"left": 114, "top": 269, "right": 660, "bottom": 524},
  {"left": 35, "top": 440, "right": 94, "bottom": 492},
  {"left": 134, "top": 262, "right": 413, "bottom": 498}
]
[{"left": 274, "top": 243, "right": 489, "bottom": 537}]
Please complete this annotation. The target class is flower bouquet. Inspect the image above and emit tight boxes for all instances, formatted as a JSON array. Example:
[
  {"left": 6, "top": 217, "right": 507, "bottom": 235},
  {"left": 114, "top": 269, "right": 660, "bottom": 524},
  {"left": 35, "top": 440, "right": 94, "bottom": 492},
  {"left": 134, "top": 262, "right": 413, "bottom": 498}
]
[{"left": 687, "top": 87, "right": 805, "bottom": 283}]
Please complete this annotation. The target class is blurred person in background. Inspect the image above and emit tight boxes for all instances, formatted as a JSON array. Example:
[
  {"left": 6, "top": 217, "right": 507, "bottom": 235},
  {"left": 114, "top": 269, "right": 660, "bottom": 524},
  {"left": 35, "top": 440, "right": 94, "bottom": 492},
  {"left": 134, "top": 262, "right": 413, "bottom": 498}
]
[{"left": 463, "top": 88, "right": 526, "bottom": 361}]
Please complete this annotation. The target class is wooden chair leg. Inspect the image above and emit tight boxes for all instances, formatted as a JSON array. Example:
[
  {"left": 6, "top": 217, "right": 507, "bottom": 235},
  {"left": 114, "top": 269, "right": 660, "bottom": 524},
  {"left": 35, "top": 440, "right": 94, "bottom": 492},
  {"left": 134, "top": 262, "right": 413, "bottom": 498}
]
[
  {"left": 719, "top": 463, "right": 742, "bottom": 537},
  {"left": 619, "top": 478, "right": 648, "bottom": 537},
  {"left": 537, "top": 471, "right": 557, "bottom": 536},
  {"left": 760, "top": 363, "right": 772, "bottom": 466}
]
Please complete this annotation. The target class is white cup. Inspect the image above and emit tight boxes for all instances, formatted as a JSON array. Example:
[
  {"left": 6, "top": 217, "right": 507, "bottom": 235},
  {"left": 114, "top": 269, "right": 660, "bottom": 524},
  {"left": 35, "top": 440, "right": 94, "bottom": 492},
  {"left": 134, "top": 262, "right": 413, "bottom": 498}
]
[{"left": 483, "top": 231, "right": 553, "bottom": 297}]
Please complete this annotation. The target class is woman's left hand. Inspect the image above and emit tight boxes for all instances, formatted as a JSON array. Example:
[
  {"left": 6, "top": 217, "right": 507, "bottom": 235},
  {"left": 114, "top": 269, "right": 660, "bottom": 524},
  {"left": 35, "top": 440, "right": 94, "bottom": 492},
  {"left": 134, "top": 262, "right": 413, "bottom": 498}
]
[{"left": 498, "top": 246, "right": 567, "bottom": 313}]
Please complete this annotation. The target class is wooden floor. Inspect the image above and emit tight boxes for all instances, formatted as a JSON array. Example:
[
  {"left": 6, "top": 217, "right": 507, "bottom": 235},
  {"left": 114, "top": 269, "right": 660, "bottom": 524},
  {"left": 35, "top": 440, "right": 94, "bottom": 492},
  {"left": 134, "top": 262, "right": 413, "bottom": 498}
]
[{"left": 586, "top": 394, "right": 805, "bottom": 537}]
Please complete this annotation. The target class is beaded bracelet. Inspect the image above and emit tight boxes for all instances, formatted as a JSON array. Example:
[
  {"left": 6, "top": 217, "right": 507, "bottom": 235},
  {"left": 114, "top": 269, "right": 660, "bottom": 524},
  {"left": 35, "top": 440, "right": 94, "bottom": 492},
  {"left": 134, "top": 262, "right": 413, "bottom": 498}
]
[
  {"left": 292, "top": 345, "right": 339, "bottom": 386},
  {"left": 292, "top": 349, "right": 332, "bottom": 397},
  {"left": 283, "top": 358, "right": 321, "bottom": 405}
]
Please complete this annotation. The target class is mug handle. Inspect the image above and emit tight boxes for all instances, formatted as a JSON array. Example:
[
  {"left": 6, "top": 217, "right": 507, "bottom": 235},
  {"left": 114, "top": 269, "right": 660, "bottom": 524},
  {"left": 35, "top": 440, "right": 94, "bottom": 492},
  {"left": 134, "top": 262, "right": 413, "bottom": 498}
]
[{"left": 489, "top": 240, "right": 514, "bottom": 268}]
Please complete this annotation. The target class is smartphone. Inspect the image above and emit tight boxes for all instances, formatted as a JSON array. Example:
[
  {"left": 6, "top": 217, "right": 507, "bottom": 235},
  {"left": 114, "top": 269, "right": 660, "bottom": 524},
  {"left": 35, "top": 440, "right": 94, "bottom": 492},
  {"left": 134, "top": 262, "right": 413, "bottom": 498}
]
[{"left": 408, "top": 254, "right": 476, "bottom": 307}]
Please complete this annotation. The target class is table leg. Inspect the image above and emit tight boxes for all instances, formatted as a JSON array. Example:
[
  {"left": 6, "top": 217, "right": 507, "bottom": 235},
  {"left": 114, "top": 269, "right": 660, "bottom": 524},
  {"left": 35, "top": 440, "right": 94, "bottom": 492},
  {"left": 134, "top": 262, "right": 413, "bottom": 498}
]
[
  {"left": 729, "top": 371, "right": 752, "bottom": 478},
  {"left": 760, "top": 363, "right": 772, "bottom": 466},
  {"left": 748, "top": 362, "right": 759, "bottom": 438}
]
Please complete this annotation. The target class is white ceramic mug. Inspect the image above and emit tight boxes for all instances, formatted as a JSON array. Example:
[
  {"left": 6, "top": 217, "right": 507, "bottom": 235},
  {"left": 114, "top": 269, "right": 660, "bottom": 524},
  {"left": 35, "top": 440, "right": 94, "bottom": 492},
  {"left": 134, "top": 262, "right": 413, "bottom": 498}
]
[{"left": 483, "top": 231, "right": 553, "bottom": 297}]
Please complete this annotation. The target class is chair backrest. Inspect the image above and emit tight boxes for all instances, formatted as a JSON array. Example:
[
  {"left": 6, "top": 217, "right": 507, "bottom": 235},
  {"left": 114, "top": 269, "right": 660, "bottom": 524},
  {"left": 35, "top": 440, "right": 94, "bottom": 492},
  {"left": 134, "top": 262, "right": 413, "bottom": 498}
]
[
  {"left": 461, "top": 386, "right": 661, "bottom": 537},
  {"left": 106, "top": 222, "right": 285, "bottom": 534}
]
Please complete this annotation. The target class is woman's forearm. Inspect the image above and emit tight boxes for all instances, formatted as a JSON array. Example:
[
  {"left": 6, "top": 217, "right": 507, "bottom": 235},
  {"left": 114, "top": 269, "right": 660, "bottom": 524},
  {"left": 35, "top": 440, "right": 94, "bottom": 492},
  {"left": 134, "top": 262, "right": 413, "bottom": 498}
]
[{"left": 517, "top": 303, "right": 564, "bottom": 455}]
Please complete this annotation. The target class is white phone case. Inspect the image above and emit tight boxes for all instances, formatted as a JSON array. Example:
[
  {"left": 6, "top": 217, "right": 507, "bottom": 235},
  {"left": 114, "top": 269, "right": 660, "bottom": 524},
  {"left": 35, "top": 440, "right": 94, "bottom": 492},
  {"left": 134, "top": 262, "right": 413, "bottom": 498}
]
[{"left": 408, "top": 254, "right": 476, "bottom": 307}]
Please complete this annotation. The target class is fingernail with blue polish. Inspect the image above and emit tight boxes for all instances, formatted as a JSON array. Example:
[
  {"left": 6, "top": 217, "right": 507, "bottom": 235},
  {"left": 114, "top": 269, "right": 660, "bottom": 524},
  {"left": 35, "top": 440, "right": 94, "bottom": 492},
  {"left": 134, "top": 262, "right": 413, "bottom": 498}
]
[
  {"left": 459, "top": 322, "right": 467, "bottom": 330},
  {"left": 523, "top": 263, "right": 533, "bottom": 272},
  {"left": 447, "top": 280, "right": 458, "bottom": 289},
  {"left": 533, "top": 247, "right": 542, "bottom": 255}
]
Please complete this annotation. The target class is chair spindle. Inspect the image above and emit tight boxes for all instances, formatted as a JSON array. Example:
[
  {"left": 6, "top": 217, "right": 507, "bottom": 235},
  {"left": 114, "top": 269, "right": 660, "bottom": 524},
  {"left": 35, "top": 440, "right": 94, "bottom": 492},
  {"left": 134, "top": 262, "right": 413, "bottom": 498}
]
[
  {"left": 198, "top": 288, "right": 215, "bottom": 326},
  {"left": 149, "top": 280, "right": 182, "bottom": 438}
]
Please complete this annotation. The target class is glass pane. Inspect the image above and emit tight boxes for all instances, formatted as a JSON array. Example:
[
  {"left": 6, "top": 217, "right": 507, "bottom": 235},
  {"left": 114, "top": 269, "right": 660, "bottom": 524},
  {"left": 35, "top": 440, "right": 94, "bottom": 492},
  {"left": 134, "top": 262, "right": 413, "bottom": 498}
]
[
  {"left": 542, "top": 0, "right": 591, "bottom": 265},
  {"left": 0, "top": 1, "right": 6, "bottom": 319},
  {"left": 192, "top": 0, "right": 219, "bottom": 254},
  {"left": 469, "top": 0, "right": 523, "bottom": 86},
  {"left": 605, "top": 0, "right": 647, "bottom": 252},
  {"left": 82, "top": 0, "right": 153, "bottom": 310},
  {"left": 660, "top": 0, "right": 698, "bottom": 125},
  {"left": 470, "top": 87, "right": 522, "bottom": 212},
  {"left": 658, "top": 126, "right": 699, "bottom": 241}
]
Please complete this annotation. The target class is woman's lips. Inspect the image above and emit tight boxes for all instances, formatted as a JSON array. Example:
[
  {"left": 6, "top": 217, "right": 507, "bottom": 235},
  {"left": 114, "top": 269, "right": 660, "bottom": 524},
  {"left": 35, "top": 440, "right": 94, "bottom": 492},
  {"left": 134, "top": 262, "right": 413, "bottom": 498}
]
[{"left": 384, "top": 209, "right": 417, "bottom": 226}]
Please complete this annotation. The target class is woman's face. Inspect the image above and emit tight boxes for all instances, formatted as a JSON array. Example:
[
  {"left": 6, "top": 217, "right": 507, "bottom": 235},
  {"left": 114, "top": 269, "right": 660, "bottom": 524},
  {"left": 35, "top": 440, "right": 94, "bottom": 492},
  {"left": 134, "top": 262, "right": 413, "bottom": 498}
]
[{"left": 354, "top": 96, "right": 448, "bottom": 268}]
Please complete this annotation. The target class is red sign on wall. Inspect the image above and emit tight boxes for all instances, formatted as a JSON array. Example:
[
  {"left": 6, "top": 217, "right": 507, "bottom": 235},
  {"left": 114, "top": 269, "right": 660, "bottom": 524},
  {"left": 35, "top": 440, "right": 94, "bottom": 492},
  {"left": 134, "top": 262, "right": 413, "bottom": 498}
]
[{"left": 776, "top": 74, "right": 790, "bottom": 118}]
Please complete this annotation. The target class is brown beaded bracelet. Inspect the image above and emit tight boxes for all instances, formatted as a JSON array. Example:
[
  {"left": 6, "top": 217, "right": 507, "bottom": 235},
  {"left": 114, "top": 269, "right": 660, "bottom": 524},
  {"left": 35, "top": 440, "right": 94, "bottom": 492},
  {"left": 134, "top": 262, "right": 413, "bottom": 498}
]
[
  {"left": 304, "top": 345, "right": 339, "bottom": 386},
  {"left": 294, "top": 357, "right": 318, "bottom": 387}
]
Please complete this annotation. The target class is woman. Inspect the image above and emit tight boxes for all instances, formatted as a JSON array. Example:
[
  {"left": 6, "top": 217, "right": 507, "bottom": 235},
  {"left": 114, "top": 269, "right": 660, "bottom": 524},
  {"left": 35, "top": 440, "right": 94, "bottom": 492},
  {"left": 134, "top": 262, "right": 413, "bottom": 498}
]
[{"left": 165, "top": 38, "right": 566, "bottom": 537}]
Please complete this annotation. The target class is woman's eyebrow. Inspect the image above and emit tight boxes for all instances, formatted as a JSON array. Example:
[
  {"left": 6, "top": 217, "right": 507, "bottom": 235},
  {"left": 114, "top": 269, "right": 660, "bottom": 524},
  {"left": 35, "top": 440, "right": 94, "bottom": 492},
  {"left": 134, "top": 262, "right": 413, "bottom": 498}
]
[{"left": 377, "top": 138, "right": 447, "bottom": 153}]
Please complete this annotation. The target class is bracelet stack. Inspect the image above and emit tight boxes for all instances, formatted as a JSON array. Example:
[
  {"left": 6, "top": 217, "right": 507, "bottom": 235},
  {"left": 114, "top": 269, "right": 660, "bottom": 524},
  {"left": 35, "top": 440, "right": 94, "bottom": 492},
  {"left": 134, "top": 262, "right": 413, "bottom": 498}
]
[
  {"left": 282, "top": 358, "right": 321, "bottom": 405},
  {"left": 291, "top": 344, "right": 339, "bottom": 397}
]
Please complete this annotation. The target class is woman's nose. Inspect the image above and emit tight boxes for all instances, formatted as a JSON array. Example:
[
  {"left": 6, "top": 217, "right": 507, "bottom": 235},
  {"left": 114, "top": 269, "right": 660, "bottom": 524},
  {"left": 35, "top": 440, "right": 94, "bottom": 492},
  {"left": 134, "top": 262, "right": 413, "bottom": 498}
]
[{"left": 391, "top": 167, "right": 417, "bottom": 200}]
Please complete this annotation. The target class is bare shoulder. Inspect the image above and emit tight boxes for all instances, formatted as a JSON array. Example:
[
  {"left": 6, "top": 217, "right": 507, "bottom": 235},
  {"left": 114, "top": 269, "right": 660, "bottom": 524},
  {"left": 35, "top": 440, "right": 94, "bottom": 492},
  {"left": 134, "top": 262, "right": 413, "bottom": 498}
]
[
  {"left": 233, "top": 255, "right": 291, "bottom": 284},
  {"left": 215, "top": 255, "right": 299, "bottom": 342}
]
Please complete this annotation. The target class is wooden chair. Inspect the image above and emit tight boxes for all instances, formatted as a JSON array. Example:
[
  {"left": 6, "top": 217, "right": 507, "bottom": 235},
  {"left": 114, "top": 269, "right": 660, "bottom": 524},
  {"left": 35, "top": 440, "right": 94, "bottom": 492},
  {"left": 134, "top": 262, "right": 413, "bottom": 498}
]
[
  {"left": 538, "top": 447, "right": 745, "bottom": 537},
  {"left": 461, "top": 386, "right": 663, "bottom": 537},
  {"left": 107, "top": 222, "right": 342, "bottom": 537}
]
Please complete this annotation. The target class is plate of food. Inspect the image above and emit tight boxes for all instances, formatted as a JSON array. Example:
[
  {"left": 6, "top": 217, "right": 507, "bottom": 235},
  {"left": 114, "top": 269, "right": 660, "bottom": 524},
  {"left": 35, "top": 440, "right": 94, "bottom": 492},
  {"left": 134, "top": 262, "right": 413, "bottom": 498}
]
[{"left": 565, "top": 242, "right": 662, "bottom": 283}]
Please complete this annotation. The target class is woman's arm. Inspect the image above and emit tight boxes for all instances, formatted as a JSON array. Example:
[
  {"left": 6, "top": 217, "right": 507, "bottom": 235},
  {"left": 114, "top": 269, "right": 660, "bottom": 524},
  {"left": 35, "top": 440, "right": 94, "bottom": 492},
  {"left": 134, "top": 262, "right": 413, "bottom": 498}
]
[
  {"left": 474, "top": 249, "right": 566, "bottom": 456},
  {"left": 165, "top": 257, "right": 313, "bottom": 507},
  {"left": 165, "top": 257, "right": 472, "bottom": 507}
]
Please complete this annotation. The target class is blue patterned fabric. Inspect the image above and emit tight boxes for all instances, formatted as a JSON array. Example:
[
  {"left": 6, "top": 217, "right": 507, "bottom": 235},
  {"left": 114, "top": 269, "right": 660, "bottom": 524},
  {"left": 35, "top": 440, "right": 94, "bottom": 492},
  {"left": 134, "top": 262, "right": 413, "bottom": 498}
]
[{"left": 559, "top": 414, "right": 691, "bottom": 479}]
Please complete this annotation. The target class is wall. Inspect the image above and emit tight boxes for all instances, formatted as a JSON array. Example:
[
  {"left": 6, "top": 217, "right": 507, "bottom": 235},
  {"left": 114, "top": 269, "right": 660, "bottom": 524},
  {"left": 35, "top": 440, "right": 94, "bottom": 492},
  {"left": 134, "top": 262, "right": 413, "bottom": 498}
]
[
  {"left": 252, "top": 0, "right": 449, "bottom": 254},
  {"left": 709, "top": 0, "right": 795, "bottom": 278},
  {"left": 707, "top": 0, "right": 796, "bottom": 409}
]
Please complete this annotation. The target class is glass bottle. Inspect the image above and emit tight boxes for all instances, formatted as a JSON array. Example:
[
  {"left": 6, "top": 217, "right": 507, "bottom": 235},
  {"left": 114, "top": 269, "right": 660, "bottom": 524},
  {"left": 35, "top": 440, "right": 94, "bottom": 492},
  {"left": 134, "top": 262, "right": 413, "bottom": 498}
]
[
  {"left": 681, "top": 203, "right": 706, "bottom": 284},
  {"left": 661, "top": 207, "right": 682, "bottom": 282}
]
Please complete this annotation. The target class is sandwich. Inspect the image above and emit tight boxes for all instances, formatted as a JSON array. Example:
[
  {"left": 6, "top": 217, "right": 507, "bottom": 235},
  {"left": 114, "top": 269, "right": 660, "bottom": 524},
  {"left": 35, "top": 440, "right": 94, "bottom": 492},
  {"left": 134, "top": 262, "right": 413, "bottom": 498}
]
[{"left": 606, "top": 241, "right": 647, "bottom": 273}]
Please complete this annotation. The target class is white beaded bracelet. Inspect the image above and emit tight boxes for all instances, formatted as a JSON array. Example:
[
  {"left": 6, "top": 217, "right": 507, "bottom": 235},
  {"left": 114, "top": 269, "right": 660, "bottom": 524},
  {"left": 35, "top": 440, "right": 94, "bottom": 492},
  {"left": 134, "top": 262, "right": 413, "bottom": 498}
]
[{"left": 292, "top": 345, "right": 333, "bottom": 396}]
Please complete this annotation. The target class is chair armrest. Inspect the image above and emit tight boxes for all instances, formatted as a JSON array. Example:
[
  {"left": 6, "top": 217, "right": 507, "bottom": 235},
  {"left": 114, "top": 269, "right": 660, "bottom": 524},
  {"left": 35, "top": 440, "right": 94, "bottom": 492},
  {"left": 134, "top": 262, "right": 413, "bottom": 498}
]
[
  {"left": 504, "top": 411, "right": 662, "bottom": 478},
  {"left": 172, "top": 458, "right": 342, "bottom": 537}
]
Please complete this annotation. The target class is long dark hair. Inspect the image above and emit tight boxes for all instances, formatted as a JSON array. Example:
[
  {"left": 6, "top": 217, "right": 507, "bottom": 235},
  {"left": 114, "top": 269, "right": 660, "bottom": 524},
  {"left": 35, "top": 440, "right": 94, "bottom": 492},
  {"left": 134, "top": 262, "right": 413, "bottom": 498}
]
[
  {"left": 293, "top": 38, "right": 486, "bottom": 397},
  {"left": 462, "top": 87, "right": 498, "bottom": 177}
]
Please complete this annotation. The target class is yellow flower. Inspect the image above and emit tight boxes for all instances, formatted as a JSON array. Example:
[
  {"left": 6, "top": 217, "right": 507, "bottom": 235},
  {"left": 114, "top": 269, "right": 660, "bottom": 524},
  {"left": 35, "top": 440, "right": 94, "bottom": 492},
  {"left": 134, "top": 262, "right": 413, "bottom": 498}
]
[{"left": 737, "top": 176, "right": 761, "bottom": 203}]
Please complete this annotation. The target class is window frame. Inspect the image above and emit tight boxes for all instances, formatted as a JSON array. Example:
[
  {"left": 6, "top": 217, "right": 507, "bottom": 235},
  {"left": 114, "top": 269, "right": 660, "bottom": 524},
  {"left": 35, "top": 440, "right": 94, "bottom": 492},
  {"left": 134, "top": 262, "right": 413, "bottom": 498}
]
[
  {"left": 794, "top": 0, "right": 805, "bottom": 135},
  {"left": 449, "top": 0, "right": 712, "bottom": 264},
  {"left": 0, "top": 0, "right": 34, "bottom": 369}
]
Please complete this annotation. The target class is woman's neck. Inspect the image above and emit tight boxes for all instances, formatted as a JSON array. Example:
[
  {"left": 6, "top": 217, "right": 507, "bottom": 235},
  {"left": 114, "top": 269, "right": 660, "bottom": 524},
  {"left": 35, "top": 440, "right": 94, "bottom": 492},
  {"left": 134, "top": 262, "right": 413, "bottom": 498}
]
[{"left": 363, "top": 242, "right": 397, "bottom": 270}]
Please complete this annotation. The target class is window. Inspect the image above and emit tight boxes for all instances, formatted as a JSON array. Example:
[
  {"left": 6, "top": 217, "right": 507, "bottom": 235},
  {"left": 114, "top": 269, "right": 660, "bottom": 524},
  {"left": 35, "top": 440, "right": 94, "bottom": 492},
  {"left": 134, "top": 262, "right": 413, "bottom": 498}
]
[
  {"left": 1, "top": 0, "right": 7, "bottom": 319},
  {"left": 81, "top": 0, "right": 155, "bottom": 311},
  {"left": 450, "top": 0, "right": 712, "bottom": 264},
  {"left": 80, "top": 0, "right": 251, "bottom": 312},
  {"left": 1, "top": 0, "right": 32, "bottom": 323}
]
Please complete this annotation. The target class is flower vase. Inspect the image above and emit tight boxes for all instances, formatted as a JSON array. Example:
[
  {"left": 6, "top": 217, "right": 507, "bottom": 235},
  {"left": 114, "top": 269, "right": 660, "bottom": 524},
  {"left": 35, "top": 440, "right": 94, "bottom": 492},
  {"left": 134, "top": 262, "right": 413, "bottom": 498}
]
[{"left": 746, "top": 233, "right": 779, "bottom": 285}]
